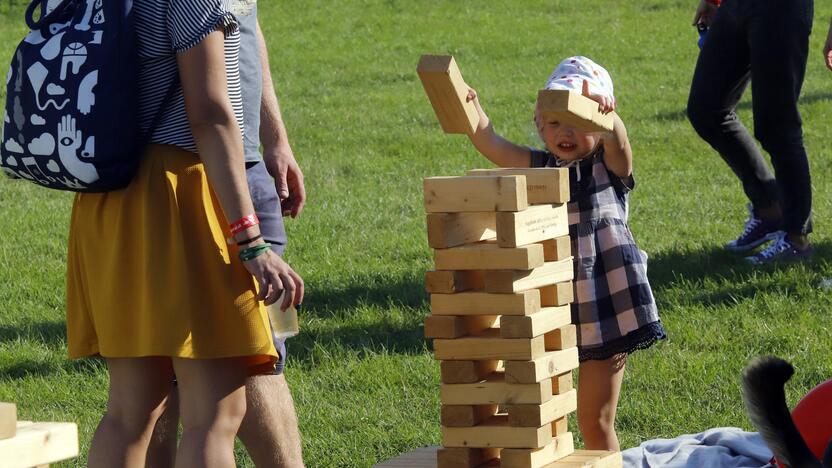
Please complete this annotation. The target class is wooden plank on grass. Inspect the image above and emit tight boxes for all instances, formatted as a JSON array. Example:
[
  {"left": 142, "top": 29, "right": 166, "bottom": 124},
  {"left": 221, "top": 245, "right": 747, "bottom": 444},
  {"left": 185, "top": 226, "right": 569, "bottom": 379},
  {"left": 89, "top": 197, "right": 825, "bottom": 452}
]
[
  {"left": 441, "top": 404, "right": 499, "bottom": 427},
  {"left": 434, "top": 330, "right": 546, "bottom": 361},
  {"left": 468, "top": 168, "right": 569, "bottom": 205},
  {"left": 431, "top": 290, "right": 541, "bottom": 316},
  {"left": 550, "top": 449, "right": 623, "bottom": 468},
  {"left": 0, "top": 403, "right": 16, "bottom": 440},
  {"left": 441, "top": 371, "right": 554, "bottom": 405},
  {"left": 437, "top": 447, "right": 501, "bottom": 468},
  {"left": 501, "top": 432, "right": 575, "bottom": 468},
  {"left": 434, "top": 241, "right": 545, "bottom": 271},
  {"left": 440, "top": 360, "right": 502, "bottom": 384},
  {"left": 426, "top": 212, "right": 496, "bottom": 249},
  {"left": 424, "top": 315, "right": 499, "bottom": 339},
  {"left": 500, "top": 306, "right": 572, "bottom": 338},
  {"left": 417, "top": 55, "right": 480, "bottom": 135},
  {"left": 485, "top": 259, "right": 574, "bottom": 294},
  {"left": 442, "top": 415, "right": 552, "bottom": 449},
  {"left": 0, "top": 422, "right": 78, "bottom": 467},
  {"left": 542, "top": 236, "right": 572, "bottom": 261},
  {"left": 537, "top": 89, "right": 615, "bottom": 133},
  {"left": 425, "top": 270, "right": 485, "bottom": 294},
  {"left": 507, "top": 389, "right": 577, "bottom": 427},
  {"left": 505, "top": 348, "right": 579, "bottom": 384},
  {"left": 424, "top": 176, "right": 528, "bottom": 213},
  {"left": 540, "top": 283, "right": 573, "bottom": 307},
  {"left": 544, "top": 325, "right": 577, "bottom": 351},
  {"left": 497, "top": 204, "right": 569, "bottom": 248}
]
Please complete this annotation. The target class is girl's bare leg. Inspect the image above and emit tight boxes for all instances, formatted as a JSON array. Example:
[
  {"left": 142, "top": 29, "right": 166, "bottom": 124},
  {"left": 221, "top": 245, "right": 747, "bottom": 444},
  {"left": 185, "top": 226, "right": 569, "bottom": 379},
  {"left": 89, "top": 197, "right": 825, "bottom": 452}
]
[{"left": 577, "top": 354, "right": 627, "bottom": 451}]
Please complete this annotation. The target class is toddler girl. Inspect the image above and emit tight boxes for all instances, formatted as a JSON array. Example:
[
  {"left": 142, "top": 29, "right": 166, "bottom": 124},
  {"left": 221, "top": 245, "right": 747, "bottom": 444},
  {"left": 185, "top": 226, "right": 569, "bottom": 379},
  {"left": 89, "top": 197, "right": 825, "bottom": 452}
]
[{"left": 466, "top": 56, "right": 666, "bottom": 451}]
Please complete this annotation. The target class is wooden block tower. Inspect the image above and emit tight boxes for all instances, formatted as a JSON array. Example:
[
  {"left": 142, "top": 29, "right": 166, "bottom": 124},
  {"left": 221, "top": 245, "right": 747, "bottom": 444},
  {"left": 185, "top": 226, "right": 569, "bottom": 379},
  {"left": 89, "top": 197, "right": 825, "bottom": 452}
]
[{"left": 421, "top": 170, "right": 622, "bottom": 468}]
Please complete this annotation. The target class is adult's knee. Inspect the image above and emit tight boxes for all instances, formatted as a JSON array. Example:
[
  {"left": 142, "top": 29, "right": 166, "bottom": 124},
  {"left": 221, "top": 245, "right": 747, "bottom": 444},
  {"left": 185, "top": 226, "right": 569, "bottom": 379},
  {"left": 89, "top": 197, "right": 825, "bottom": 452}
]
[
  {"left": 754, "top": 126, "right": 804, "bottom": 158},
  {"left": 181, "top": 389, "right": 247, "bottom": 437},
  {"left": 104, "top": 396, "right": 168, "bottom": 440},
  {"left": 686, "top": 99, "right": 722, "bottom": 139}
]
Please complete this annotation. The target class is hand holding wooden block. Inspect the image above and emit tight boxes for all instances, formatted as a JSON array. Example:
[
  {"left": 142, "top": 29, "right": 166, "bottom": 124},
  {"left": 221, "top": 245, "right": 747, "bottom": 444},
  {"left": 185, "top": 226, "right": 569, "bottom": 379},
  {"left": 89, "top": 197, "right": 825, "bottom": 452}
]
[
  {"left": 417, "top": 55, "right": 480, "bottom": 134},
  {"left": 537, "top": 90, "right": 614, "bottom": 133}
]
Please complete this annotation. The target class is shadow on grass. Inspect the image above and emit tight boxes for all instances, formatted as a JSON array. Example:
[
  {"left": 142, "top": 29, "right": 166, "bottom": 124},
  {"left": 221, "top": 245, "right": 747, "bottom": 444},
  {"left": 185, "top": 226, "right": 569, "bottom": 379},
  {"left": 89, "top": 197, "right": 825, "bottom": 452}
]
[
  {"left": 648, "top": 239, "right": 832, "bottom": 308},
  {"left": 301, "top": 270, "right": 428, "bottom": 319},
  {"left": 653, "top": 91, "right": 832, "bottom": 122}
]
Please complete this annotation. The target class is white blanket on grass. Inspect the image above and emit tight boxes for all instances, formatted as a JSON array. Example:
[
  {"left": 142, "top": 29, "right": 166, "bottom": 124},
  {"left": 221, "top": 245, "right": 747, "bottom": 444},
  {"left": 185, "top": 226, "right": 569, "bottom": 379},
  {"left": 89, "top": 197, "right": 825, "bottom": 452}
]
[{"left": 622, "top": 427, "right": 774, "bottom": 468}]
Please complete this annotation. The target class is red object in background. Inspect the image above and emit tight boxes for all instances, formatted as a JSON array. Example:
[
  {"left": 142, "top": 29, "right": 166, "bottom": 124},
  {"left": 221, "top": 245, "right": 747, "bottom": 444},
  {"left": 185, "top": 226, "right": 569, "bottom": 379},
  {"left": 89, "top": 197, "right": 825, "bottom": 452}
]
[
  {"left": 705, "top": 0, "right": 721, "bottom": 6},
  {"left": 774, "top": 378, "right": 832, "bottom": 468}
]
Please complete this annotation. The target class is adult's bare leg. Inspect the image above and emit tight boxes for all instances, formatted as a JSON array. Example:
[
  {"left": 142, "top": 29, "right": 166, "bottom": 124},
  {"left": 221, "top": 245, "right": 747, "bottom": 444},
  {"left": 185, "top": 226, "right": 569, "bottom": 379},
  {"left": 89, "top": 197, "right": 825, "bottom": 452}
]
[{"left": 237, "top": 373, "right": 304, "bottom": 467}]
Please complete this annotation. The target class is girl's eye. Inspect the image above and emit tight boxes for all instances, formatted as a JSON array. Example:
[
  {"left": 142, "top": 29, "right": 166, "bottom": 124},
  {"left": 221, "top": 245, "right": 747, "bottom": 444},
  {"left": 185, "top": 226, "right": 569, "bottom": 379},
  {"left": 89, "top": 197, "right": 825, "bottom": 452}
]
[{"left": 547, "top": 121, "right": 560, "bottom": 126}]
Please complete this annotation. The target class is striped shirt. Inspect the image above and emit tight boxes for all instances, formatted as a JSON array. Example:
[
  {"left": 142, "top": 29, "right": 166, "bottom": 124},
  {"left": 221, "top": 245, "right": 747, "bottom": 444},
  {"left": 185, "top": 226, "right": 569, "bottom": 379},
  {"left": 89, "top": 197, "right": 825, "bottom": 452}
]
[{"left": 134, "top": 0, "right": 244, "bottom": 152}]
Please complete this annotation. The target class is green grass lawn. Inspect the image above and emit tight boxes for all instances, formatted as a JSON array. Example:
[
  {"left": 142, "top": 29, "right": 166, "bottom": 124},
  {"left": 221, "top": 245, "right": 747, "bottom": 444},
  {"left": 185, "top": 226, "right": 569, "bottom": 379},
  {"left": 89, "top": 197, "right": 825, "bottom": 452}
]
[{"left": 2, "top": 1, "right": 832, "bottom": 466}]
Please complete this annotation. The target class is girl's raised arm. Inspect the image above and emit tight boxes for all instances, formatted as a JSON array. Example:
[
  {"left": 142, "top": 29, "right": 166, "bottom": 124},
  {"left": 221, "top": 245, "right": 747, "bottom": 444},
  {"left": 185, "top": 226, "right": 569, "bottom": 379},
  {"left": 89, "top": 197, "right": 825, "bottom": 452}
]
[{"left": 466, "top": 88, "right": 532, "bottom": 168}]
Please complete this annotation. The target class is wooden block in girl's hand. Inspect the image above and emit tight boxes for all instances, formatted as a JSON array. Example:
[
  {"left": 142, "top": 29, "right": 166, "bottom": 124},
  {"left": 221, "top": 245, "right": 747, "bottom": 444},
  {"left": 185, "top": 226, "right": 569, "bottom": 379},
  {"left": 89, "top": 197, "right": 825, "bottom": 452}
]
[
  {"left": 431, "top": 290, "right": 540, "bottom": 316},
  {"left": 497, "top": 204, "right": 569, "bottom": 248},
  {"left": 424, "top": 315, "right": 499, "bottom": 339},
  {"left": 540, "top": 282, "right": 574, "bottom": 307},
  {"left": 424, "top": 176, "right": 528, "bottom": 213},
  {"left": 441, "top": 371, "right": 555, "bottom": 405},
  {"left": 500, "top": 432, "right": 575, "bottom": 468},
  {"left": 427, "top": 212, "right": 496, "bottom": 249},
  {"left": 442, "top": 414, "right": 553, "bottom": 449},
  {"left": 468, "top": 168, "right": 570, "bottom": 204},
  {"left": 507, "top": 389, "right": 577, "bottom": 427},
  {"left": 433, "top": 330, "right": 545, "bottom": 361},
  {"left": 437, "top": 447, "right": 501, "bottom": 468},
  {"left": 440, "top": 360, "right": 503, "bottom": 384},
  {"left": 425, "top": 270, "right": 485, "bottom": 294},
  {"left": 500, "top": 306, "right": 572, "bottom": 338},
  {"left": 0, "top": 403, "right": 16, "bottom": 440},
  {"left": 537, "top": 89, "right": 615, "bottom": 133},
  {"left": 417, "top": 55, "right": 480, "bottom": 135},
  {"left": 505, "top": 348, "right": 579, "bottom": 384},
  {"left": 441, "top": 404, "right": 499, "bottom": 427},
  {"left": 485, "top": 258, "right": 574, "bottom": 294},
  {"left": 434, "top": 241, "right": 545, "bottom": 271}
]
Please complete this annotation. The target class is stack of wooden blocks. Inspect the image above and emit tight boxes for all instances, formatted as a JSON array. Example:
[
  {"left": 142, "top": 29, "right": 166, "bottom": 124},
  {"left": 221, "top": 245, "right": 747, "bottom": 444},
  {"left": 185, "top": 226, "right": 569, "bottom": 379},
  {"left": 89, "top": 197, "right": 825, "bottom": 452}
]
[{"left": 422, "top": 170, "right": 621, "bottom": 468}]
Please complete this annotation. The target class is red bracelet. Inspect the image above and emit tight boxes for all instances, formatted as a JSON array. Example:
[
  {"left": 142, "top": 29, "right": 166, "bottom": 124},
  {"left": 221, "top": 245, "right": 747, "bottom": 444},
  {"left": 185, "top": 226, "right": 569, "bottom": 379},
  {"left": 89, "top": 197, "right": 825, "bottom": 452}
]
[
  {"left": 229, "top": 214, "right": 259, "bottom": 235},
  {"left": 705, "top": 0, "right": 721, "bottom": 6}
]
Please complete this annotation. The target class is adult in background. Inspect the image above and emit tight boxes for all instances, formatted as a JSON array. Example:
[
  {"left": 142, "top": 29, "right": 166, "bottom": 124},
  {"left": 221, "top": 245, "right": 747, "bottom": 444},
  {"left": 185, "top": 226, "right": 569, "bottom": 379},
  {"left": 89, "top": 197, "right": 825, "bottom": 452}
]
[
  {"left": 146, "top": 3, "right": 307, "bottom": 467},
  {"left": 687, "top": 0, "right": 814, "bottom": 264}
]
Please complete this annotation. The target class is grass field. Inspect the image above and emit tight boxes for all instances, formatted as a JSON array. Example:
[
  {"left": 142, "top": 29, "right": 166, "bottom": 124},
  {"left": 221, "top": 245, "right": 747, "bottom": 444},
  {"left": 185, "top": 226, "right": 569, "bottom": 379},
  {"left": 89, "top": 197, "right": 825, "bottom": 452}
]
[{"left": 2, "top": 1, "right": 832, "bottom": 466}]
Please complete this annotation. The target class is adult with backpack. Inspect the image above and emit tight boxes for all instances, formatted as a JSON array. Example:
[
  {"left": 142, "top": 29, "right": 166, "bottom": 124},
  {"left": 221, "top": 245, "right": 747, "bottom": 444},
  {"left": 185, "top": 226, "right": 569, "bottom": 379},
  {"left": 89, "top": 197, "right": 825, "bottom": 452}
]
[{"left": 2, "top": 0, "right": 304, "bottom": 465}]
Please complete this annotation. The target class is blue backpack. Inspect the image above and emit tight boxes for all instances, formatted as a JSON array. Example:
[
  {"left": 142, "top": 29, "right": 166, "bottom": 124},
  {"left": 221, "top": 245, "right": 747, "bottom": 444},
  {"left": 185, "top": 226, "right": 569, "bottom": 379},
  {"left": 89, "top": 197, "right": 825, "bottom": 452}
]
[{"left": 2, "top": 0, "right": 148, "bottom": 192}]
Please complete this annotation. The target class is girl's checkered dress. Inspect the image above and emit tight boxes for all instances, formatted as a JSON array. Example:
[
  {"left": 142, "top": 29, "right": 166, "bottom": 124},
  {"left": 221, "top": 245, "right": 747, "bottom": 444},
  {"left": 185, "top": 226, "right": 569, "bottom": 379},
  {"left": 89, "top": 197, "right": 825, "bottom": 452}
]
[{"left": 531, "top": 147, "right": 666, "bottom": 361}]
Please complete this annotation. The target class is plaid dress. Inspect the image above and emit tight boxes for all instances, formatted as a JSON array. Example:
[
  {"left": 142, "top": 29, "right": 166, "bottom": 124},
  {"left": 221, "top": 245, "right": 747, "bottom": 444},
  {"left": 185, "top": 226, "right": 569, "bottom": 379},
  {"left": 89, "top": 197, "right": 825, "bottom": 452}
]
[{"left": 531, "top": 147, "right": 666, "bottom": 361}]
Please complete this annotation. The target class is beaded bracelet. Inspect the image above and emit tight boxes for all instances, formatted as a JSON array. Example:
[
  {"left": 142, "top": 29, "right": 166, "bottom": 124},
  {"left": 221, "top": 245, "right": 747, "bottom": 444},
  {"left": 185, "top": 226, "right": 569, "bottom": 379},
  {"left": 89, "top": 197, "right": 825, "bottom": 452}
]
[{"left": 239, "top": 243, "right": 272, "bottom": 262}]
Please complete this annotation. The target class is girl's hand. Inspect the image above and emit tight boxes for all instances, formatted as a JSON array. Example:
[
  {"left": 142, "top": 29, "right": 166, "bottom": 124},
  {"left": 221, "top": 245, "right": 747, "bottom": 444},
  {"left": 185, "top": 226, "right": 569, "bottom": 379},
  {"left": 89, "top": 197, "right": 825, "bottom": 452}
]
[
  {"left": 692, "top": 0, "right": 718, "bottom": 27},
  {"left": 466, "top": 87, "right": 491, "bottom": 132},
  {"left": 581, "top": 80, "right": 615, "bottom": 114},
  {"left": 243, "top": 249, "right": 305, "bottom": 310}
]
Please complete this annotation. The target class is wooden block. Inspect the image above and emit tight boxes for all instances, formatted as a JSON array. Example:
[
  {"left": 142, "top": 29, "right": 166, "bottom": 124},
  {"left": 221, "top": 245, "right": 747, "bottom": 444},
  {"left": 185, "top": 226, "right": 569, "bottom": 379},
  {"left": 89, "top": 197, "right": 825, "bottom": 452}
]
[
  {"left": 437, "top": 447, "right": 501, "bottom": 468},
  {"left": 0, "top": 422, "right": 78, "bottom": 467},
  {"left": 424, "top": 176, "right": 528, "bottom": 213},
  {"left": 497, "top": 204, "right": 569, "bottom": 248},
  {"left": 540, "top": 283, "right": 573, "bottom": 307},
  {"left": 427, "top": 212, "right": 496, "bottom": 249},
  {"left": 0, "top": 403, "right": 16, "bottom": 440},
  {"left": 417, "top": 55, "right": 480, "bottom": 135},
  {"left": 548, "top": 450, "right": 622, "bottom": 468},
  {"left": 441, "top": 371, "right": 554, "bottom": 405},
  {"left": 431, "top": 290, "right": 540, "bottom": 316},
  {"left": 552, "top": 417, "right": 569, "bottom": 437},
  {"left": 507, "top": 389, "right": 577, "bottom": 427},
  {"left": 441, "top": 404, "right": 499, "bottom": 427},
  {"left": 536, "top": 89, "right": 615, "bottom": 133},
  {"left": 501, "top": 432, "right": 575, "bottom": 468},
  {"left": 442, "top": 415, "right": 552, "bottom": 449},
  {"left": 500, "top": 306, "right": 571, "bottom": 339},
  {"left": 425, "top": 270, "right": 485, "bottom": 294},
  {"left": 424, "top": 315, "right": 499, "bottom": 339},
  {"left": 544, "top": 325, "right": 577, "bottom": 351},
  {"left": 440, "top": 360, "right": 502, "bottom": 384},
  {"left": 542, "top": 236, "right": 571, "bottom": 262},
  {"left": 485, "top": 259, "right": 574, "bottom": 294},
  {"left": 468, "top": 168, "right": 569, "bottom": 205},
  {"left": 434, "top": 330, "right": 546, "bottom": 361},
  {"left": 434, "top": 241, "right": 545, "bottom": 271},
  {"left": 505, "top": 348, "right": 579, "bottom": 384},
  {"left": 553, "top": 373, "right": 573, "bottom": 394}
]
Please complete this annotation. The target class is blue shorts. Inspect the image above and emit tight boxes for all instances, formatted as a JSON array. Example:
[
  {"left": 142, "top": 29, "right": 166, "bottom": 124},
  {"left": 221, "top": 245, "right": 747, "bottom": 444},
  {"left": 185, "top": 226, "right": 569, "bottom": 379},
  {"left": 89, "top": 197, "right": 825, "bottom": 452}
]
[{"left": 246, "top": 161, "right": 288, "bottom": 375}]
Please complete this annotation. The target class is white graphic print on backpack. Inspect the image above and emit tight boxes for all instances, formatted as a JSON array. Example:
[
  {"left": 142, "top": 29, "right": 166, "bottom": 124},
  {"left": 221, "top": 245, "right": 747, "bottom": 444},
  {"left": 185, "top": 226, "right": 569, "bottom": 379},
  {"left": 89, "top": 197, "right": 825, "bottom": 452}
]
[{"left": 2, "top": 0, "right": 143, "bottom": 192}]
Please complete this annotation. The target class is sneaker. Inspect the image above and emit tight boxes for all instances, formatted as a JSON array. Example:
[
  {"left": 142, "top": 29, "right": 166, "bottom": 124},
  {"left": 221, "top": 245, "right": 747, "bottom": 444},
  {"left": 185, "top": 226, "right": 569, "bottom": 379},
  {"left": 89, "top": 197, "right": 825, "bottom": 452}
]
[
  {"left": 745, "top": 232, "right": 812, "bottom": 265},
  {"left": 725, "top": 204, "right": 782, "bottom": 252}
]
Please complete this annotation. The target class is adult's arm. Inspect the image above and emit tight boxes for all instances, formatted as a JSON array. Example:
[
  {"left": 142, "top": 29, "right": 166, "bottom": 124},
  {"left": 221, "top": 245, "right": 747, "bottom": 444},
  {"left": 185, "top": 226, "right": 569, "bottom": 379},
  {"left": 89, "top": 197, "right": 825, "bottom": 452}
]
[
  {"left": 256, "top": 20, "right": 306, "bottom": 218},
  {"left": 824, "top": 19, "right": 832, "bottom": 71},
  {"left": 177, "top": 30, "right": 303, "bottom": 309},
  {"left": 465, "top": 88, "right": 533, "bottom": 168}
]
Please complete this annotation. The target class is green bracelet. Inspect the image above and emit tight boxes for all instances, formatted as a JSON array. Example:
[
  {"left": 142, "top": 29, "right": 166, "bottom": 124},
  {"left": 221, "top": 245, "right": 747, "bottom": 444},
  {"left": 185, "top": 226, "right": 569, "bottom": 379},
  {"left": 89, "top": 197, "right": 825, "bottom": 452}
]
[{"left": 239, "top": 243, "right": 272, "bottom": 262}]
